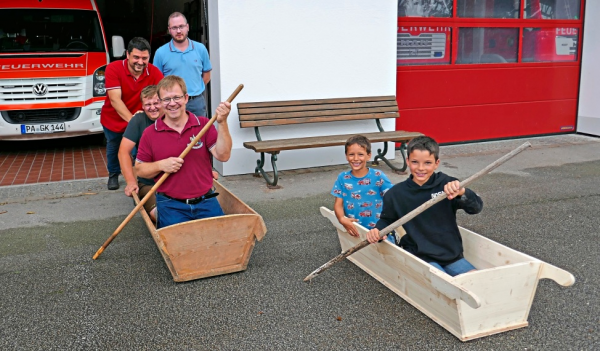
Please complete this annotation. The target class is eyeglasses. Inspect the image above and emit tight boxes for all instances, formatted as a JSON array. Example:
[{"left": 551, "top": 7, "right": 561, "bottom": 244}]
[
  {"left": 160, "top": 95, "right": 185, "bottom": 104},
  {"left": 169, "top": 24, "right": 187, "bottom": 32},
  {"left": 143, "top": 102, "right": 161, "bottom": 108}
]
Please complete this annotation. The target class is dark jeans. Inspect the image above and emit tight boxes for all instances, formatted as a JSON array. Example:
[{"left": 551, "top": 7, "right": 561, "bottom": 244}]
[
  {"left": 103, "top": 126, "right": 123, "bottom": 174},
  {"left": 187, "top": 94, "right": 207, "bottom": 118}
]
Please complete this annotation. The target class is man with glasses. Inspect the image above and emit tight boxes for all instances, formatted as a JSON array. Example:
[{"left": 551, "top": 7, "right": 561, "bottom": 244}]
[
  {"left": 117, "top": 85, "right": 162, "bottom": 222},
  {"left": 135, "top": 75, "right": 232, "bottom": 229},
  {"left": 153, "top": 12, "right": 212, "bottom": 118},
  {"left": 101, "top": 37, "right": 164, "bottom": 190}
]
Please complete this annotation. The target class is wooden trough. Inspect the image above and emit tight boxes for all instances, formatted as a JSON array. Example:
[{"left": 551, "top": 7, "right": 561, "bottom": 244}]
[
  {"left": 320, "top": 207, "right": 575, "bottom": 341},
  {"left": 133, "top": 181, "right": 267, "bottom": 282}
]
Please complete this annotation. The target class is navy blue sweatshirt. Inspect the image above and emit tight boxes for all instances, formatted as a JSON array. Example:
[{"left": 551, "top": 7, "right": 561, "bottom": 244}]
[{"left": 376, "top": 172, "right": 483, "bottom": 265}]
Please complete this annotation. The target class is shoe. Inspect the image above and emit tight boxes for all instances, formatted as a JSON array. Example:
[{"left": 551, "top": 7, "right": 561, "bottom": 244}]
[{"left": 107, "top": 173, "right": 120, "bottom": 190}]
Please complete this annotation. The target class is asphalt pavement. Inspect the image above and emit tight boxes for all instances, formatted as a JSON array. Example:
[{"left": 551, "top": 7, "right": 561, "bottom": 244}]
[{"left": 0, "top": 134, "right": 599, "bottom": 350}]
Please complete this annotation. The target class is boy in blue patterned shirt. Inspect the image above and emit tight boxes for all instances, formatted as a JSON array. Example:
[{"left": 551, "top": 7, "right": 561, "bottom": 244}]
[{"left": 331, "top": 135, "right": 394, "bottom": 242}]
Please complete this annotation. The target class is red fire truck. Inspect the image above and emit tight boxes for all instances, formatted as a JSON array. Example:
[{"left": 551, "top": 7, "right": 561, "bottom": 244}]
[{"left": 0, "top": 0, "right": 123, "bottom": 140}]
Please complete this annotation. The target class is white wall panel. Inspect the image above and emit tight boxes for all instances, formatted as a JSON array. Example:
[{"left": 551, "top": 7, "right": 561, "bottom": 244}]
[
  {"left": 578, "top": 1, "right": 600, "bottom": 136},
  {"left": 208, "top": 0, "right": 398, "bottom": 175}
]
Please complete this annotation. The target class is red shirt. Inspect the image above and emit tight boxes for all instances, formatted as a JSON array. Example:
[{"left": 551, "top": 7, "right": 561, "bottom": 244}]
[
  {"left": 136, "top": 112, "right": 218, "bottom": 199},
  {"left": 100, "top": 59, "right": 163, "bottom": 133}
]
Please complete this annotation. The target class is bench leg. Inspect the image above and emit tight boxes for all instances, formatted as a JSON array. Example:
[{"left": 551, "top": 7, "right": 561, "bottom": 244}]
[
  {"left": 372, "top": 142, "right": 408, "bottom": 173},
  {"left": 255, "top": 152, "right": 280, "bottom": 187}
]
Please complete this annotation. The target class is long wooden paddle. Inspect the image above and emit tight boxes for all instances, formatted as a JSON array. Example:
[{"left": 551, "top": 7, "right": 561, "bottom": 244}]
[
  {"left": 93, "top": 84, "right": 244, "bottom": 260},
  {"left": 304, "top": 141, "right": 532, "bottom": 282}
]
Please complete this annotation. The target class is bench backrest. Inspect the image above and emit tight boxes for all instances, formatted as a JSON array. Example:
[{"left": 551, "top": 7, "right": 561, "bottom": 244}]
[{"left": 238, "top": 95, "right": 399, "bottom": 128}]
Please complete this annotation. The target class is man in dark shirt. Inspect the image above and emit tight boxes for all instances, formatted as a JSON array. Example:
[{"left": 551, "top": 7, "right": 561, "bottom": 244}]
[{"left": 118, "top": 85, "right": 162, "bottom": 221}]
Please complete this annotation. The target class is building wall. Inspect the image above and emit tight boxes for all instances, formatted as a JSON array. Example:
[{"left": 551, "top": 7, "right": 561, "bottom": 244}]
[
  {"left": 578, "top": 1, "right": 600, "bottom": 136},
  {"left": 208, "top": 0, "right": 398, "bottom": 176}
]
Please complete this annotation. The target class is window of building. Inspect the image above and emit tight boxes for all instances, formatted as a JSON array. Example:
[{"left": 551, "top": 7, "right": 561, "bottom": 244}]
[
  {"left": 397, "top": 27, "right": 452, "bottom": 66},
  {"left": 457, "top": 0, "right": 521, "bottom": 19},
  {"left": 398, "top": 0, "right": 453, "bottom": 18},
  {"left": 397, "top": 0, "right": 584, "bottom": 67},
  {"left": 457, "top": 28, "right": 519, "bottom": 64},
  {"left": 524, "top": 0, "right": 581, "bottom": 19},
  {"left": 522, "top": 27, "right": 579, "bottom": 62}
]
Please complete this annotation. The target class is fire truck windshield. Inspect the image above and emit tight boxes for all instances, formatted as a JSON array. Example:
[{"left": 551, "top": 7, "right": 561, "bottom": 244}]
[{"left": 0, "top": 9, "right": 105, "bottom": 53}]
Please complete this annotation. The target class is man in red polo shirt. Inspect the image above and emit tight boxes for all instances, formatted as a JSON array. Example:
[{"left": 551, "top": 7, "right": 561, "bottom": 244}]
[
  {"left": 135, "top": 75, "right": 232, "bottom": 229},
  {"left": 100, "top": 37, "right": 163, "bottom": 190}
]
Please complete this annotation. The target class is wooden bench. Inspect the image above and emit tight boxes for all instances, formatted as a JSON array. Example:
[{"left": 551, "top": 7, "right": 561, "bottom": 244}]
[{"left": 238, "top": 95, "right": 423, "bottom": 187}]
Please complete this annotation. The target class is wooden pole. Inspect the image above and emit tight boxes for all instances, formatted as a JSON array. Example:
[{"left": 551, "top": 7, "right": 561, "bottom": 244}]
[
  {"left": 92, "top": 84, "right": 244, "bottom": 260},
  {"left": 303, "top": 141, "right": 532, "bottom": 282}
]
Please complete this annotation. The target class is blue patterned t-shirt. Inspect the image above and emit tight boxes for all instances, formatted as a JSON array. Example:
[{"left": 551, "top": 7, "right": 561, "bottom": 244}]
[{"left": 331, "top": 168, "right": 393, "bottom": 229}]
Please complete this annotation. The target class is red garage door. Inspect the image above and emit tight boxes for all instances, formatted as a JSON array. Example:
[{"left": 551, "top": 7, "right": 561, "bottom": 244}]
[{"left": 395, "top": 0, "right": 585, "bottom": 143}]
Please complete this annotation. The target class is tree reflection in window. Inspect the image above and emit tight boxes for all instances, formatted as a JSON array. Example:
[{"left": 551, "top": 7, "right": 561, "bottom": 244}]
[
  {"left": 525, "top": 0, "right": 581, "bottom": 19},
  {"left": 398, "top": 0, "right": 453, "bottom": 18},
  {"left": 457, "top": 0, "right": 521, "bottom": 19}
]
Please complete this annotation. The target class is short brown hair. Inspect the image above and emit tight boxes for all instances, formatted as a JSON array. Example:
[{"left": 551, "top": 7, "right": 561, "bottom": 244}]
[
  {"left": 407, "top": 136, "right": 440, "bottom": 161},
  {"left": 168, "top": 12, "right": 187, "bottom": 27},
  {"left": 139, "top": 85, "right": 158, "bottom": 102},
  {"left": 345, "top": 135, "right": 371, "bottom": 154},
  {"left": 157, "top": 75, "right": 188, "bottom": 98}
]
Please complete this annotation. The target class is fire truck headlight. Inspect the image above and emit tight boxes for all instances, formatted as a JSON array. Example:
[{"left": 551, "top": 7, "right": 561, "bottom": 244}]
[
  {"left": 93, "top": 66, "right": 107, "bottom": 97},
  {"left": 94, "top": 83, "right": 106, "bottom": 95}
]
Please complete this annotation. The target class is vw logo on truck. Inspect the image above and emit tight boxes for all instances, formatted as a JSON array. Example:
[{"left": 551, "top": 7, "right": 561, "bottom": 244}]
[{"left": 32, "top": 83, "right": 49, "bottom": 97}]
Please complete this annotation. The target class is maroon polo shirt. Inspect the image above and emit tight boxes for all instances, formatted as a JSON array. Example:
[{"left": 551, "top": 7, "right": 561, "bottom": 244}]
[
  {"left": 100, "top": 59, "right": 163, "bottom": 133},
  {"left": 136, "top": 112, "right": 218, "bottom": 199}
]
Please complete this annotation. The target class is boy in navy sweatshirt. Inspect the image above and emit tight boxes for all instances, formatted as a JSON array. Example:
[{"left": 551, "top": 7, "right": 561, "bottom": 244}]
[{"left": 366, "top": 136, "right": 483, "bottom": 276}]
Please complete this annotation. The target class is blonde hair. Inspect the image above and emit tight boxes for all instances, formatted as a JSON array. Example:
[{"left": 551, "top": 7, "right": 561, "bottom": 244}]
[
  {"left": 157, "top": 75, "right": 188, "bottom": 98},
  {"left": 139, "top": 85, "right": 157, "bottom": 102}
]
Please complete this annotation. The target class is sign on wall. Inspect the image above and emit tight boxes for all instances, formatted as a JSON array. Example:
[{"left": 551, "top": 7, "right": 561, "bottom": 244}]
[{"left": 397, "top": 26, "right": 451, "bottom": 65}]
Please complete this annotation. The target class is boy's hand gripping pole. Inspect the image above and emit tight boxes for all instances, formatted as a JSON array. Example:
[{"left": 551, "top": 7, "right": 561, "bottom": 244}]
[
  {"left": 93, "top": 84, "right": 244, "bottom": 260},
  {"left": 303, "top": 141, "right": 532, "bottom": 282}
]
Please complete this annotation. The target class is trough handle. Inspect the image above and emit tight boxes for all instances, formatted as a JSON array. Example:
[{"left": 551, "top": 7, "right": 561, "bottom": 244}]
[
  {"left": 539, "top": 263, "right": 576, "bottom": 287},
  {"left": 429, "top": 269, "right": 482, "bottom": 309}
]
